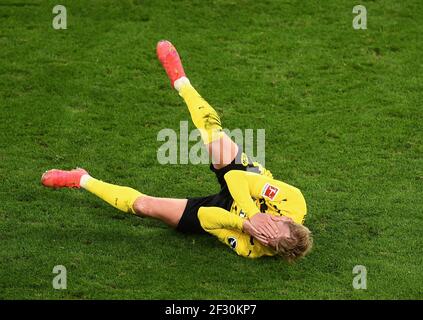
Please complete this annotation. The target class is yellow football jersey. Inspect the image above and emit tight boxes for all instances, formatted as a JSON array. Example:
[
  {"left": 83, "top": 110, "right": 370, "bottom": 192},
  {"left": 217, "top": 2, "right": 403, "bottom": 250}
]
[
  {"left": 226, "top": 170, "right": 307, "bottom": 225},
  {"left": 197, "top": 169, "right": 308, "bottom": 258},
  {"left": 198, "top": 206, "right": 275, "bottom": 258}
]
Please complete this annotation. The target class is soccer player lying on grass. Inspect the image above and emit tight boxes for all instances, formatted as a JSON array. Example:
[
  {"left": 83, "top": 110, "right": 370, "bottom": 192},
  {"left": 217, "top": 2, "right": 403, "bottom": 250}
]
[{"left": 41, "top": 40, "right": 313, "bottom": 262}]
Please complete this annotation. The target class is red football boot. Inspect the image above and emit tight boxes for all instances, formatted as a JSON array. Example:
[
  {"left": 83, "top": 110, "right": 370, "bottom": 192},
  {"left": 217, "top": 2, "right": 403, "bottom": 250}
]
[
  {"left": 41, "top": 168, "right": 88, "bottom": 189},
  {"left": 156, "top": 40, "right": 186, "bottom": 88}
]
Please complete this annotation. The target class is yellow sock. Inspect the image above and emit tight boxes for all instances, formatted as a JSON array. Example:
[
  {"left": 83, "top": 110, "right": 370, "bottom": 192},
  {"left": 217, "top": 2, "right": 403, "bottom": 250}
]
[
  {"left": 83, "top": 177, "right": 143, "bottom": 214},
  {"left": 179, "top": 84, "right": 224, "bottom": 144}
]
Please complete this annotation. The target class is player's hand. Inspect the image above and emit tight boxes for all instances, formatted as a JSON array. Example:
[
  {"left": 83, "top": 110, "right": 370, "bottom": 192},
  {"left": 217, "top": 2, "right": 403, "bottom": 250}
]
[
  {"left": 242, "top": 220, "right": 269, "bottom": 246},
  {"left": 249, "top": 213, "right": 280, "bottom": 239}
]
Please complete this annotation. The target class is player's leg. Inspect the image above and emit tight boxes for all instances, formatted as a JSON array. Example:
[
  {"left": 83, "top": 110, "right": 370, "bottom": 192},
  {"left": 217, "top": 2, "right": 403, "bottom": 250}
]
[
  {"left": 41, "top": 168, "right": 186, "bottom": 228},
  {"left": 206, "top": 134, "right": 239, "bottom": 169},
  {"left": 178, "top": 84, "right": 239, "bottom": 169},
  {"left": 132, "top": 196, "right": 187, "bottom": 227},
  {"left": 156, "top": 40, "right": 238, "bottom": 170}
]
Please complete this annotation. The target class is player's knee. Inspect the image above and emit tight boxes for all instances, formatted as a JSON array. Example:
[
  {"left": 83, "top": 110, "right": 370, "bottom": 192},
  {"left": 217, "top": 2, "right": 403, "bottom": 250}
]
[{"left": 133, "top": 196, "right": 156, "bottom": 217}]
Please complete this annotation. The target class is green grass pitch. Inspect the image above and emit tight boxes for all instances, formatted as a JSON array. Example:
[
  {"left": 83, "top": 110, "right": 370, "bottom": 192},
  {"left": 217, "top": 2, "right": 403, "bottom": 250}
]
[{"left": 0, "top": 0, "right": 422, "bottom": 299}]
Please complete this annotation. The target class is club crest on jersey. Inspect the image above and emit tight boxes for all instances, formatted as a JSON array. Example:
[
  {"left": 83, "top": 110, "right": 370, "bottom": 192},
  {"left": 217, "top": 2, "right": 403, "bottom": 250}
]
[
  {"left": 228, "top": 237, "right": 237, "bottom": 250},
  {"left": 262, "top": 183, "right": 279, "bottom": 200}
]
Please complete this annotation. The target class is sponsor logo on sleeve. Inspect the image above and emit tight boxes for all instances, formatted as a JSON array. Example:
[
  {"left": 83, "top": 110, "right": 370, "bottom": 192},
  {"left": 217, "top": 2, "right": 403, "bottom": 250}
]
[
  {"left": 228, "top": 237, "right": 237, "bottom": 250},
  {"left": 262, "top": 183, "right": 279, "bottom": 200}
]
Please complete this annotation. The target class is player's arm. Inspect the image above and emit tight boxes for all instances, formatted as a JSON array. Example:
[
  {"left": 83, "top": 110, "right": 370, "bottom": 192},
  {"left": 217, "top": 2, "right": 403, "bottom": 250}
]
[
  {"left": 198, "top": 206, "right": 244, "bottom": 231},
  {"left": 224, "top": 170, "right": 288, "bottom": 238},
  {"left": 198, "top": 207, "right": 268, "bottom": 258},
  {"left": 224, "top": 170, "right": 286, "bottom": 217},
  {"left": 198, "top": 207, "right": 268, "bottom": 244}
]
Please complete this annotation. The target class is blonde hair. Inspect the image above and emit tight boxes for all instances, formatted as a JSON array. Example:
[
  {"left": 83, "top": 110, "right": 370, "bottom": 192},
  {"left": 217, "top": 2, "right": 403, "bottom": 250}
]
[{"left": 275, "top": 222, "right": 313, "bottom": 263}]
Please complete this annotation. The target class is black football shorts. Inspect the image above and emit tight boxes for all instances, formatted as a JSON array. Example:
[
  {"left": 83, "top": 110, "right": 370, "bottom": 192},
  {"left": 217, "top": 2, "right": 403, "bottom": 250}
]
[{"left": 176, "top": 145, "right": 262, "bottom": 234}]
